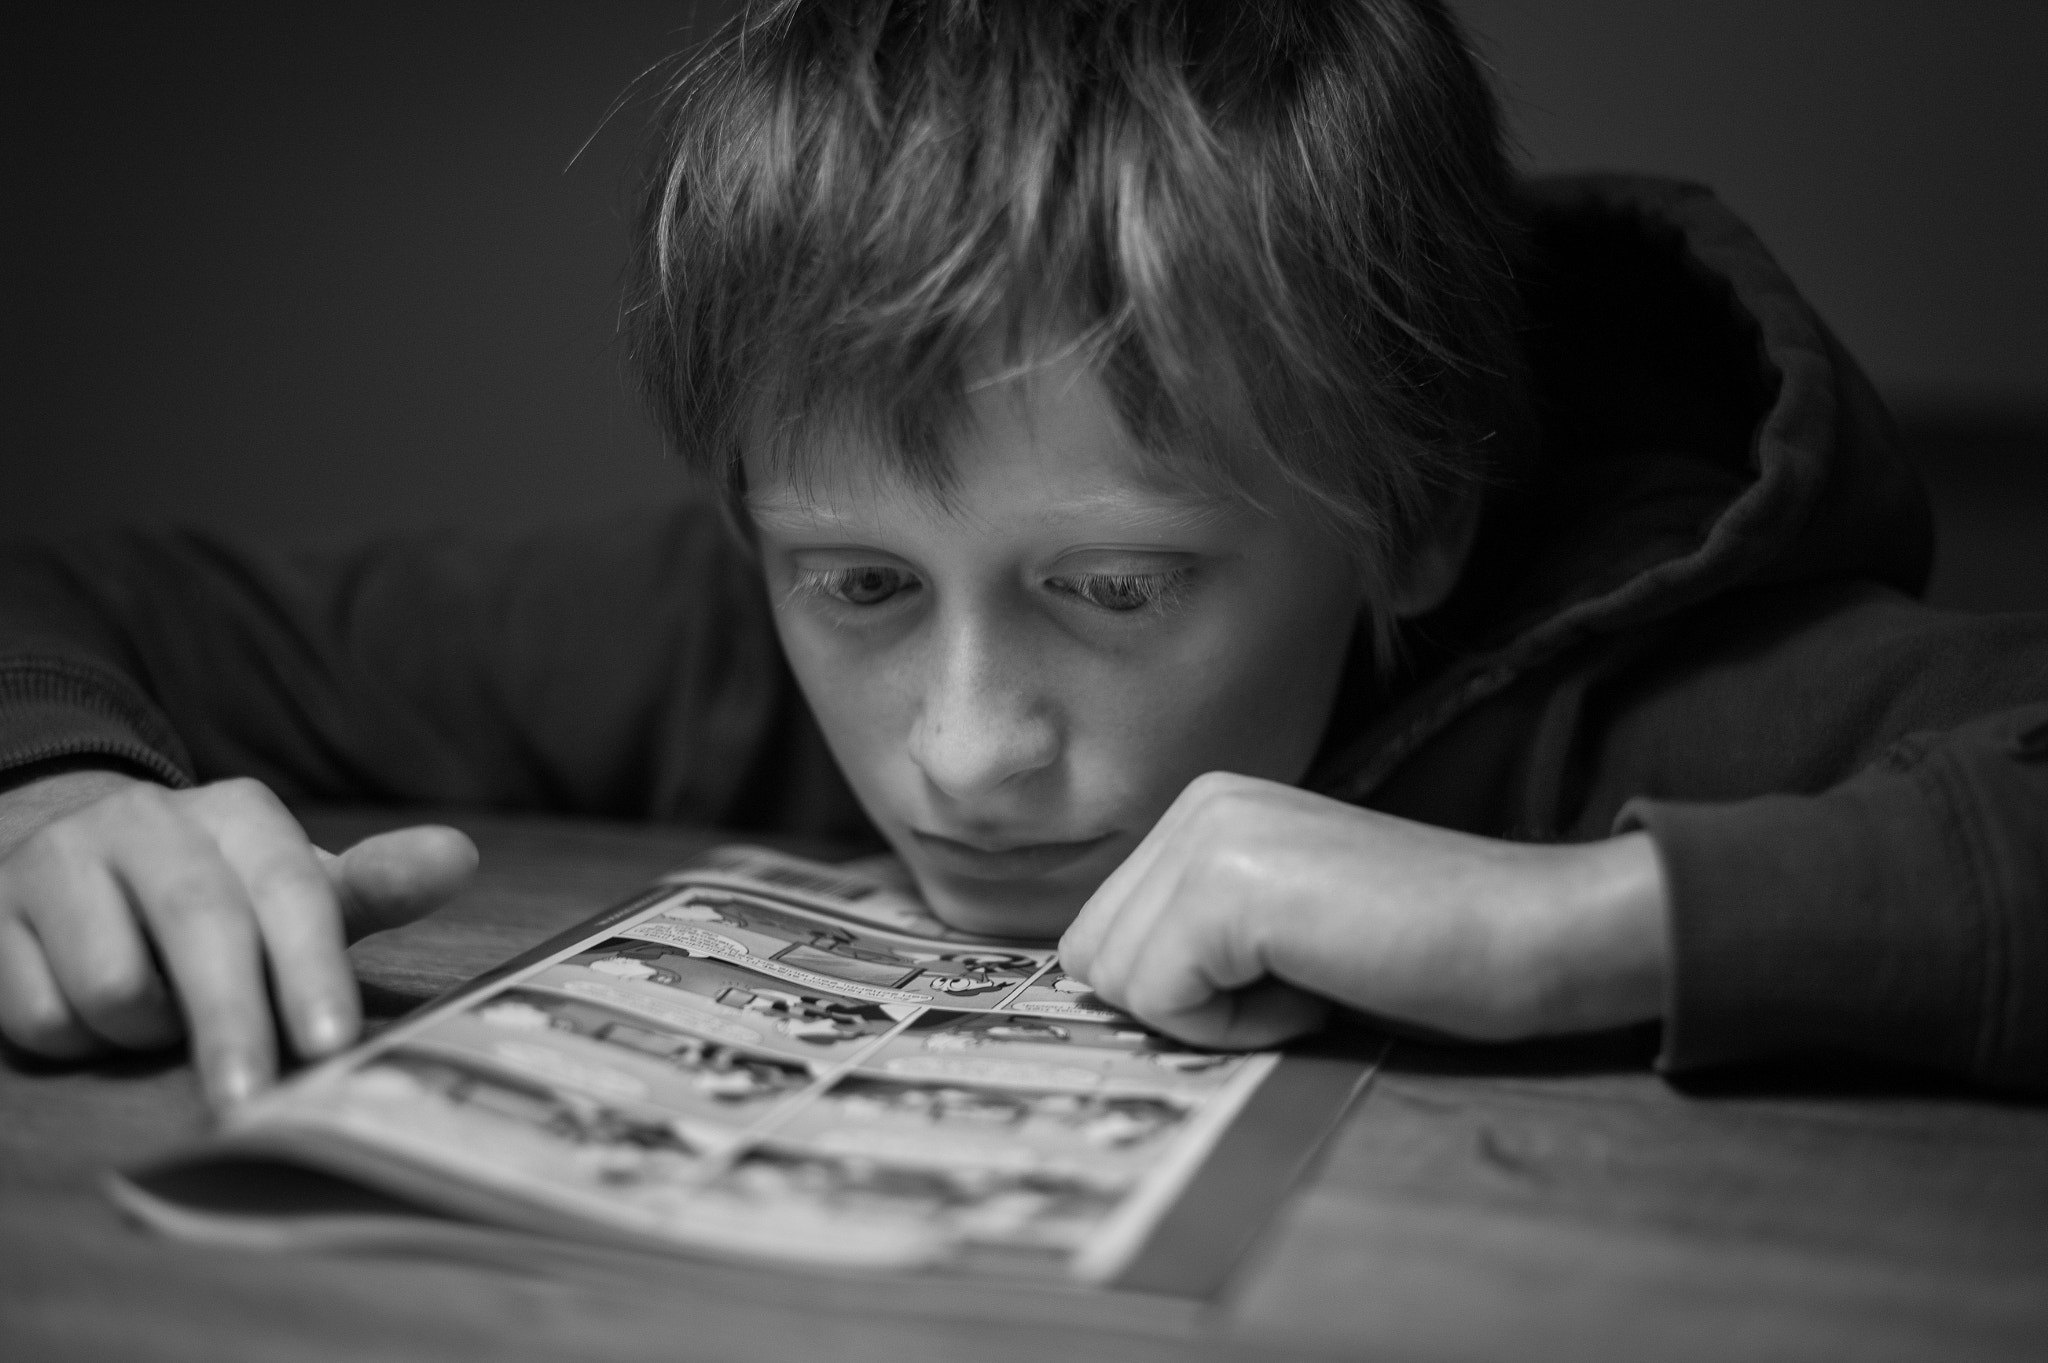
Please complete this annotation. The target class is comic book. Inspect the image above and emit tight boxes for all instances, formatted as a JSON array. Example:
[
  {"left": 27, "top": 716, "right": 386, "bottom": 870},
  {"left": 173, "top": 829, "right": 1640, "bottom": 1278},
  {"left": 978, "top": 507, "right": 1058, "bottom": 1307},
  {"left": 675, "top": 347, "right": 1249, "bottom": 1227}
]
[{"left": 109, "top": 846, "right": 1378, "bottom": 1296}]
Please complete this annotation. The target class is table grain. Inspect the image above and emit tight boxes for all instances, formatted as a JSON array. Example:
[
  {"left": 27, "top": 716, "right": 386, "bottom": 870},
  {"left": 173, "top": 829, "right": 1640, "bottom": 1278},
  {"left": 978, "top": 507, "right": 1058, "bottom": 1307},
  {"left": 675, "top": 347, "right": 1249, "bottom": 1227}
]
[{"left": 4, "top": 808, "right": 2045, "bottom": 1362}]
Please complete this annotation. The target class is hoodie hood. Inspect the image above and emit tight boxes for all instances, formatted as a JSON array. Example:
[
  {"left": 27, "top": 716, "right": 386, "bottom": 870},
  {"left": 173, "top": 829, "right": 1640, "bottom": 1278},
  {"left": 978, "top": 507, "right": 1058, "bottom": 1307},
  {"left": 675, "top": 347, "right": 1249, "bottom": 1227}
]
[{"left": 1310, "top": 173, "right": 1933, "bottom": 802}]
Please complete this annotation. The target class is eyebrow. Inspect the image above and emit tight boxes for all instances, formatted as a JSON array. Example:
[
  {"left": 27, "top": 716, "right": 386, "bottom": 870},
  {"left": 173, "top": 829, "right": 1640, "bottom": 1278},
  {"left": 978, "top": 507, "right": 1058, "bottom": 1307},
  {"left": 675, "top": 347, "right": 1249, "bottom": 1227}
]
[{"left": 744, "top": 487, "right": 1247, "bottom": 538}]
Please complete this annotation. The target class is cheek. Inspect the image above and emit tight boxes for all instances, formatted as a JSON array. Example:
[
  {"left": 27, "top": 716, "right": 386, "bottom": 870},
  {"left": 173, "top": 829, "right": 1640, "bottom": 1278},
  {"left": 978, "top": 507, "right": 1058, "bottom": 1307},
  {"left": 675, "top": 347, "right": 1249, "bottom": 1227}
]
[
  {"left": 768, "top": 607, "right": 912, "bottom": 798},
  {"left": 1066, "top": 583, "right": 1361, "bottom": 805},
  {"left": 1214, "top": 603, "right": 1359, "bottom": 776}
]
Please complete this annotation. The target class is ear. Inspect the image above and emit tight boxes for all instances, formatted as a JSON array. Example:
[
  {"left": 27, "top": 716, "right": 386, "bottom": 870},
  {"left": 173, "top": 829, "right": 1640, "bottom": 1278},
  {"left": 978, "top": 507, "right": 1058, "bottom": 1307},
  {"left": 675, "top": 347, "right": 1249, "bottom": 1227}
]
[{"left": 1386, "top": 490, "right": 1481, "bottom": 619}]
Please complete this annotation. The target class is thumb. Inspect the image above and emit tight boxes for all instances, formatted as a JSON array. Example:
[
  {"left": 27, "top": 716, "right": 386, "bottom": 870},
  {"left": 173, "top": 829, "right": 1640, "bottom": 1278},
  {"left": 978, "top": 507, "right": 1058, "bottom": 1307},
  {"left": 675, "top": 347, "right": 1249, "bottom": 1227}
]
[
  {"left": 1149, "top": 979, "right": 1331, "bottom": 1051},
  {"left": 319, "top": 825, "right": 479, "bottom": 942}
]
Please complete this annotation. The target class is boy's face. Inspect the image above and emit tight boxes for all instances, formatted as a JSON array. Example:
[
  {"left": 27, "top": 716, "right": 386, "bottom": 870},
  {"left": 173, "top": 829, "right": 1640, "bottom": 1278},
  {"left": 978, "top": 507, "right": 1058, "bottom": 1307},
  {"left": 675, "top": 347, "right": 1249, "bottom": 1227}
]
[{"left": 746, "top": 357, "right": 1367, "bottom": 939}]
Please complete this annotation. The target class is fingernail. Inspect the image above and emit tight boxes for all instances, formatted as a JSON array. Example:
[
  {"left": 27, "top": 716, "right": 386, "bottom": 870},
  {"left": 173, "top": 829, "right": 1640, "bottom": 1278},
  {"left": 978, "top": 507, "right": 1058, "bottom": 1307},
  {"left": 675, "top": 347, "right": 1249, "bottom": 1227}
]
[
  {"left": 305, "top": 1009, "right": 350, "bottom": 1056},
  {"left": 212, "top": 1060, "right": 260, "bottom": 1108}
]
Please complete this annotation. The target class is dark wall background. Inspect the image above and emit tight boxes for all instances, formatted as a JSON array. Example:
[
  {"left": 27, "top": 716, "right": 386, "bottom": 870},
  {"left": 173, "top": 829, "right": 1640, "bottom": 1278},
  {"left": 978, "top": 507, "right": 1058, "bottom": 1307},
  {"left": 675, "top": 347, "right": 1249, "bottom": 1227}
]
[
  {"left": 8, "top": 3, "right": 2045, "bottom": 603},
  {"left": 8, "top": 3, "right": 715, "bottom": 545},
  {"left": 1460, "top": 0, "right": 2048, "bottom": 613}
]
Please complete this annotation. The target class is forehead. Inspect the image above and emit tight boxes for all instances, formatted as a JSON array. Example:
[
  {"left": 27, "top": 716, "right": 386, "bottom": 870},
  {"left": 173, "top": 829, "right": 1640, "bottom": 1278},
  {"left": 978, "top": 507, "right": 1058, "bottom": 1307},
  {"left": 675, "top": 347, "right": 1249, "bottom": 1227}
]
[{"left": 743, "top": 352, "right": 1257, "bottom": 535}]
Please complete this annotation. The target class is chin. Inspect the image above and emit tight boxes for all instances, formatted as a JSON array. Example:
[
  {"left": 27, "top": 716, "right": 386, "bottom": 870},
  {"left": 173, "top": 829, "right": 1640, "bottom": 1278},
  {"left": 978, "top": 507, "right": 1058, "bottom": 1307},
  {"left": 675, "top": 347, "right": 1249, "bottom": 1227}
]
[{"left": 911, "top": 868, "right": 1093, "bottom": 942}]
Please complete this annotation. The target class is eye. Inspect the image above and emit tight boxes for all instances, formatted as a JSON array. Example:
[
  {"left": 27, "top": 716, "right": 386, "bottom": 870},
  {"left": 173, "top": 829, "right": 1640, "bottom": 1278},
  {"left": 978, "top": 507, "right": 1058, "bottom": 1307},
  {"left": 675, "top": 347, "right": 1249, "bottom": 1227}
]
[
  {"left": 1047, "top": 570, "right": 1192, "bottom": 614},
  {"left": 791, "top": 565, "right": 920, "bottom": 607}
]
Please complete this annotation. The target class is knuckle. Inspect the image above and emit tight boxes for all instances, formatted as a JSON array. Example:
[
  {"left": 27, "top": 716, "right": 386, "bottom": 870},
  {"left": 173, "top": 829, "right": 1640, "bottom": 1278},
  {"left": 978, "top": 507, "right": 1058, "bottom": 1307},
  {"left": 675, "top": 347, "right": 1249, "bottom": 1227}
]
[
  {"left": 245, "top": 864, "right": 338, "bottom": 943},
  {"left": 81, "top": 783, "right": 180, "bottom": 843},
  {"left": 11, "top": 831, "right": 99, "bottom": 896},
  {"left": 244, "top": 848, "right": 324, "bottom": 900},
  {"left": 68, "top": 963, "right": 153, "bottom": 1021},
  {"left": 206, "top": 776, "right": 281, "bottom": 814},
  {"left": 1180, "top": 775, "right": 1258, "bottom": 829},
  {"left": 150, "top": 866, "right": 243, "bottom": 931},
  {"left": 27, "top": 814, "right": 95, "bottom": 864},
  {"left": 1182, "top": 770, "right": 1241, "bottom": 805},
  {"left": 105, "top": 781, "right": 173, "bottom": 820},
  {"left": 6, "top": 1001, "right": 89, "bottom": 1056}
]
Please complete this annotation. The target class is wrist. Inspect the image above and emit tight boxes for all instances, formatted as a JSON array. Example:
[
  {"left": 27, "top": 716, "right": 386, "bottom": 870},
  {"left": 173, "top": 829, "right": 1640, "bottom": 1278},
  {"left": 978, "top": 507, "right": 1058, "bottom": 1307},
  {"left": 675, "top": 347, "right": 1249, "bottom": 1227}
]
[{"left": 1527, "top": 831, "right": 1671, "bottom": 1034}]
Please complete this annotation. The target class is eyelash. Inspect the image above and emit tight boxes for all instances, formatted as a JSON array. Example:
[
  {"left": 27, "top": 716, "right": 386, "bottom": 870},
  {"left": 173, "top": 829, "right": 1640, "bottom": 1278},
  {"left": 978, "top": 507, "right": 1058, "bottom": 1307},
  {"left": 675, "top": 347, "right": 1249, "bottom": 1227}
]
[
  {"left": 788, "top": 566, "right": 920, "bottom": 609},
  {"left": 788, "top": 567, "right": 1193, "bottom": 615},
  {"left": 1045, "top": 569, "right": 1193, "bottom": 614}
]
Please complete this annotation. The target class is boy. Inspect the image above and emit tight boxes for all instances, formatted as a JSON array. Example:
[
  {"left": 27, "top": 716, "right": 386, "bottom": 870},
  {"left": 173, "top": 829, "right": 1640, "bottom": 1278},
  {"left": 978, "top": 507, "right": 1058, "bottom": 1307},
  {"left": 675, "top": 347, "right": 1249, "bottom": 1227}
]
[{"left": 1, "top": 0, "right": 2043, "bottom": 1109}]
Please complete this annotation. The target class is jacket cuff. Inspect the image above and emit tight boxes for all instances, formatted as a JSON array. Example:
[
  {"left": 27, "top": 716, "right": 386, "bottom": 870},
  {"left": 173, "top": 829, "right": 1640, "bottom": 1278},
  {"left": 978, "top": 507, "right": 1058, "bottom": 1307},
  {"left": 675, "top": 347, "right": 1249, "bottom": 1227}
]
[
  {"left": 1618, "top": 758, "right": 2006, "bottom": 1083},
  {"left": 0, "top": 655, "right": 194, "bottom": 792}
]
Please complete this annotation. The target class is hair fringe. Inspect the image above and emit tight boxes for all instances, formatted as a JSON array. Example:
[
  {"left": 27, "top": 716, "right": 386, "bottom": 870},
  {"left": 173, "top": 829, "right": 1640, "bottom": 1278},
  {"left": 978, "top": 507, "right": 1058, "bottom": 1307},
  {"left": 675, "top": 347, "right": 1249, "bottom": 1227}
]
[{"left": 625, "top": 0, "right": 1533, "bottom": 669}]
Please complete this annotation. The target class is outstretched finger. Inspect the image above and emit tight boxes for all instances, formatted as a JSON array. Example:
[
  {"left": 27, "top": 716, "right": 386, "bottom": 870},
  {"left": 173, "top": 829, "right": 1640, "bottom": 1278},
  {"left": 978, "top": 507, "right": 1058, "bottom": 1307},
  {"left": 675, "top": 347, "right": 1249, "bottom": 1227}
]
[
  {"left": 114, "top": 814, "right": 274, "bottom": 1107},
  {"left": 0, "top": 916, "right": 101, "bottom": 1060},
  {"left": 191, "top": 780, "right": 356, "bottom": 1060}
]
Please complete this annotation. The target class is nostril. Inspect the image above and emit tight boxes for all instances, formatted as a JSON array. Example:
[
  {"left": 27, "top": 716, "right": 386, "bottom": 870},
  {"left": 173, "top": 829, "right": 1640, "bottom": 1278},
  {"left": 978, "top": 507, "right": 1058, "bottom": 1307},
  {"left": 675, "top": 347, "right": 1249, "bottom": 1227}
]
[
  {"left": 906, "top": 616, "right": 1062, "bottom": 797},
  {"left": 908, "top": 704, "right": 1060, "bottom": 799}
]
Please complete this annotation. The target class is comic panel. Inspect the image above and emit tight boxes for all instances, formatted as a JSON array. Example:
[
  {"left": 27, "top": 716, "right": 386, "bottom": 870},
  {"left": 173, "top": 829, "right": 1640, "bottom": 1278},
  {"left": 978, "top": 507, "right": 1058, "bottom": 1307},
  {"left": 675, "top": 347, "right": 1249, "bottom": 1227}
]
[
  {"left": 769, "top": 1074, "right": 1195, "bottom": 1186},
  {"left": 292, "top": 1049, "right": 719, "bottom": 1222},
  {"left": 852, "top": 1011, "right": 1252, "bottom": 1095},
  {"left": 677, "top": 846, "right": 972, "bottom": 940},
  {"left": 394, "top": 987, "right": 819, "bottom": 1150},
  {"left": 994, "top": 966, "right": 1131, "bottom": 1023},
  {"left": 615, "top": 888, "right": 1051, "bottom": 1011},
  {"left": 522, "top": 940, "right": 914, "bottom": 1067},
  {"left": 680, "top": 1144, "right": 1125, "bottom": 1275}
]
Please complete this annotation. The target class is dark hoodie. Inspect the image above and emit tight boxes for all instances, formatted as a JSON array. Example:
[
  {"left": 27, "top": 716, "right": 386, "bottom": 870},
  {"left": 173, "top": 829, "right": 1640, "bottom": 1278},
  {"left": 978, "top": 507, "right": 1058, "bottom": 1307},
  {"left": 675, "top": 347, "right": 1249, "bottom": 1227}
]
[{"left": 3, "top": 177, "right": 2044, "bottom": 1091}]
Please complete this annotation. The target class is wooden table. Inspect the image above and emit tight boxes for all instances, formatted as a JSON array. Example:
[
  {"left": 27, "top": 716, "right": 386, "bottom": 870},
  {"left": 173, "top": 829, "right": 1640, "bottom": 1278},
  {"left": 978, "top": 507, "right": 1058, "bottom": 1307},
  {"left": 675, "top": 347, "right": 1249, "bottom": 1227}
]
[{"left": 6, "top": 808, "right": 2046, "bottom": 1362}]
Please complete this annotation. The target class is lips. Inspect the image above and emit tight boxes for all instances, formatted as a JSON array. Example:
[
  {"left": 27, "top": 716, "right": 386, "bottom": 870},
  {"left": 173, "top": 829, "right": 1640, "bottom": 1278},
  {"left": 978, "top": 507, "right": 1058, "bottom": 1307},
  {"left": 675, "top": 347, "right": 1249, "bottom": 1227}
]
[{"left": 909, "top": 829, "right": 1117, "bottom": 882}]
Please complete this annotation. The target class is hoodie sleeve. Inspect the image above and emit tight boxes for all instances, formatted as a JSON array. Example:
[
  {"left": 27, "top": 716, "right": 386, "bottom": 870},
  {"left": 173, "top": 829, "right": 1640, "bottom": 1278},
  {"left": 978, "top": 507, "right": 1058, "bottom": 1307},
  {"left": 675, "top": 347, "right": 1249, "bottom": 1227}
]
[
  {"left": 0, "top": 507, "right": 865, "bottom": 836},
  {"left": 1619, "top": 708, "right": 2048, "bottom": 1091},
  {"left": 1586, "top": 582, "right": 2048, "bottom": 1092}
]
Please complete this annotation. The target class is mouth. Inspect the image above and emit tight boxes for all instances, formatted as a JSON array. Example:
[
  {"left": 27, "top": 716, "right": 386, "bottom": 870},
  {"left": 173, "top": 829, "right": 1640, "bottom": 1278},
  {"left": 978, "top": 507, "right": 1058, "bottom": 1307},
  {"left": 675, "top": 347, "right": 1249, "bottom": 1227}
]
[{"left": 909, "top": 829, "right": 1118, "bottom": 882}]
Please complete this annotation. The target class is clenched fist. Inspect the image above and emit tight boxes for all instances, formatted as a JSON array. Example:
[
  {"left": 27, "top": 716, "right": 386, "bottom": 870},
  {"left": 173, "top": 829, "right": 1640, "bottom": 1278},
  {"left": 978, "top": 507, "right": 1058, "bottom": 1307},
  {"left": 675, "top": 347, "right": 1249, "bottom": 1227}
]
[{"left": 1060, "top": 772, "right": 1670, "bottom": 1050}]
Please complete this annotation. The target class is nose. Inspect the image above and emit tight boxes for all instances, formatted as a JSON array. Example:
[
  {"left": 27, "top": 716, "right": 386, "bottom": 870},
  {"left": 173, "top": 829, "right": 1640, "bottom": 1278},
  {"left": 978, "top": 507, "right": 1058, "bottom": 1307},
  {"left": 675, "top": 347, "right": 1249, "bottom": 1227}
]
[{"left": 906, "top": 610, "right": 1060, "bottom": 802}]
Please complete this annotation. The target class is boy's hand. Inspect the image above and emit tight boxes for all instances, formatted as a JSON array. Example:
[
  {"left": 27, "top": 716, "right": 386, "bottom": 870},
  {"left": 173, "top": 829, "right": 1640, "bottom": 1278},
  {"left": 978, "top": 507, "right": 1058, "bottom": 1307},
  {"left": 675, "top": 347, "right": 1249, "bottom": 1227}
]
[
  {"left": 1059, "top": 773, "right": 1669, "bottom": 1050},
  {"left": 0, "top": 771, "right": 477, "bottom": 1107}
]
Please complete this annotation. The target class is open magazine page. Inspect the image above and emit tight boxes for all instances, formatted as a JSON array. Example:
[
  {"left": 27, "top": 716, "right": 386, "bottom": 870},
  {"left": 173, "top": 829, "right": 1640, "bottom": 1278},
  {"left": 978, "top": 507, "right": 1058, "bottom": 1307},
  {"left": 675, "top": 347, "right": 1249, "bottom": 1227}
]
[{"left": 113, "top": 847, "right": 1377, "bottom": 1292}]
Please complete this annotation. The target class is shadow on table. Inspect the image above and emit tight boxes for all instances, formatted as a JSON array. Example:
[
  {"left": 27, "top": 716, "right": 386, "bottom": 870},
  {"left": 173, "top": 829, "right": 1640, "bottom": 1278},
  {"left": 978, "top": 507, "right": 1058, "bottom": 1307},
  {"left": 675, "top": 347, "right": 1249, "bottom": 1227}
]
[
  {"left": 359, "top": 979, "right": 440, "bottom": 1022},
  {"left": 1364, "top": 1021, "right": 1662, "bottom": 1080},
  {"left": 0, "top": 1037, "right": 186, "bottom": 1082},
  {"left": 1663, "top": 1055, "right": 2044, "bottom": 1105},
  {"left": 1324, "top": 1010, "right": 2044, "bottom": 1104}
]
